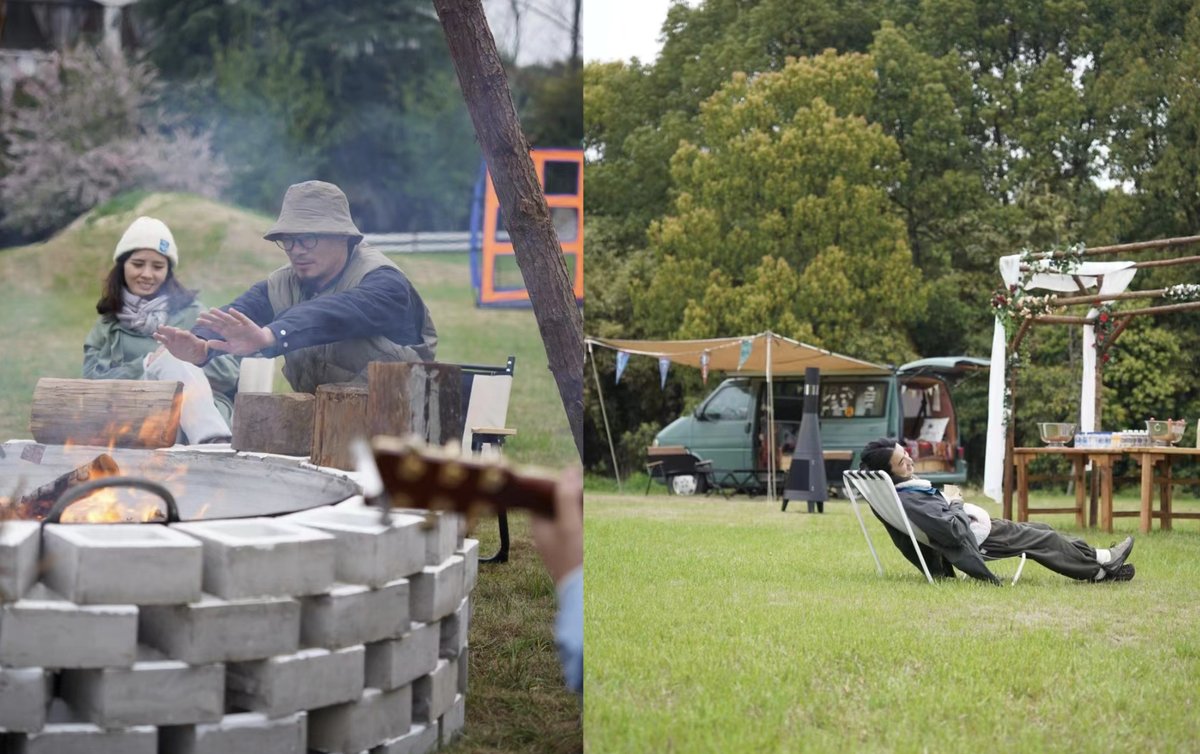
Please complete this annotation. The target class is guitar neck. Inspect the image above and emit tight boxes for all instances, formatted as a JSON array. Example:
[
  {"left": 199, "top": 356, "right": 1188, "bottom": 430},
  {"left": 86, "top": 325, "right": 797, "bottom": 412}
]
[{"left": 370, "top": 436, "right": 558, "bottom": 518}]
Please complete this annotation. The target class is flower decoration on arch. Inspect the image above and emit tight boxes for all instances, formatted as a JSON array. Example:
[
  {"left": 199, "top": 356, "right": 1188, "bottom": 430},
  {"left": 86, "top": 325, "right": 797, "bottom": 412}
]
[
  {"left": 1093, "top": 303, "right": 1117, "bottom": 363},
  {"left": 990, "top": 285, "right": 1057, "bottom": 339}
]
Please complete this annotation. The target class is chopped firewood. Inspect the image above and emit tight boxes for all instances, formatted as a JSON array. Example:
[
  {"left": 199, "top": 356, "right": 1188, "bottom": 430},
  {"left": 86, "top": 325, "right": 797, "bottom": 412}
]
[{"left": 15, "top": 453, "right": 121, "bottom": 520}]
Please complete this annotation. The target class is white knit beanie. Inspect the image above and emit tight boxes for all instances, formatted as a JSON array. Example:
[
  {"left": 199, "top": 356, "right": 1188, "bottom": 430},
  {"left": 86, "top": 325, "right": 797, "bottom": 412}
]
[{"left": 113, "top": 216, "right": 179, "bottom": 269}]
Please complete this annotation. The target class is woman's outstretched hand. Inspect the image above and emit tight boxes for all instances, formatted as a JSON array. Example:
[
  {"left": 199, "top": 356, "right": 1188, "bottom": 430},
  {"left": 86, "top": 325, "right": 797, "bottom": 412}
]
[{"left": 153, "top": 326, "right": 208, "bottom": 365}]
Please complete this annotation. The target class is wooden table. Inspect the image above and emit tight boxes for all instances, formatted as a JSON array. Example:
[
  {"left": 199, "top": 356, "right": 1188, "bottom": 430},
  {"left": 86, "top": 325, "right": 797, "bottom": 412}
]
[{"left": 1010, "top": 446, "right": 1200, "bottom": 533}]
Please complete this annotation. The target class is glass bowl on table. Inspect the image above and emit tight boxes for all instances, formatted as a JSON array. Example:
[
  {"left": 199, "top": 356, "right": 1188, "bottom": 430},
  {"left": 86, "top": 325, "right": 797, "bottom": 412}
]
[
  {"left": 1146, "top": 419, "right": 1186, "bottom": 446},
  {"left": 1038, "top": 422, "right": 1076, "bottom": 448}
]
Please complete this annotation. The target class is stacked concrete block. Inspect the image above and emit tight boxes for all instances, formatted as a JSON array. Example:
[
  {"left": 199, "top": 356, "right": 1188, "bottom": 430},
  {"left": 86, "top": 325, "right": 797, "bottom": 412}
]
[
  {"left": 365, "top": 621, "right": 440, "bottom": 690},
  {"left": 283, "top": 507, "right": 426, "bottom": 586},
  {"left": 301, "top": 578, "right": 409, "bottom": 649},
  {"left": 226, "top": 645, "right": 365, "bottom": 717},
  {"left": 41, "top": 523, "right": 203, "bottom": 605},
  {"left": 371, "top": 723, "right": 438, "bottom": 754},
  {"left": 0, "top": 520, "right": 41, "bottom": 601},
  {"left": 307, "top": 685, "right": 412, "bottom": 753},
  {"left": 7, "top": 722, "right": 158, "bottom": 754},
  {"left": 158, "top": 711, "right": 307, "bottom": 754},
  {"left": 61, "top": 647, "right": 224, "bottom": 727},
  {"left": 0, "top": 585, "right": 137, "bottom": 668},
  {"left": 171, "top": 518, "right": 337, "bottom": 599},
  {"left": 412, "top": 659, "right": 458, "bottom": 724},
  {"left": 457, "top": 538, "right": 479, "bottom": 593},
  {"left": 438, "top": 597, "right": 469, "bottom": 661},
  {"left": 0, "top": 492, "right": 474, "bottom": 753},
  {"left": 0, "top": 667, "right": 50, "bottom": 732},
  {"left": 439, "top": 694, "right": 466, "bottom": 748},
  {"left": 139, "top": 594, "right": 301, "bottom": 663},
  {"left": 422, "top": 512, "right": 460, "bottom": 566},
  {"left": 409, "top": 555, "right": 464, "bottom": 623}
]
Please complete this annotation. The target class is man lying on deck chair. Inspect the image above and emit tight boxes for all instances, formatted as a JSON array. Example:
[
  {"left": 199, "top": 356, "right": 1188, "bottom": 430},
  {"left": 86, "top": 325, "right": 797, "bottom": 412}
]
[{"left": 858, "top": 438, "right": 1136, "bottom": 584}]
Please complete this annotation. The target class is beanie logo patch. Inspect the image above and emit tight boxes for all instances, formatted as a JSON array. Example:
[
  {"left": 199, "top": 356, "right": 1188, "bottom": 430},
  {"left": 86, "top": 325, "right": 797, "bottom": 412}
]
[{"left": 159, "top": 239, "right": 170, "bottom": 254}]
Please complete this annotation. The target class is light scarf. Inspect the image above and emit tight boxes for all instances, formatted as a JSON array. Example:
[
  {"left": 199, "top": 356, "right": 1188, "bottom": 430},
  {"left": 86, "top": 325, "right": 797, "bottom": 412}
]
[{"left": 116, "top": 289, "right": 171, "bottom": 335}]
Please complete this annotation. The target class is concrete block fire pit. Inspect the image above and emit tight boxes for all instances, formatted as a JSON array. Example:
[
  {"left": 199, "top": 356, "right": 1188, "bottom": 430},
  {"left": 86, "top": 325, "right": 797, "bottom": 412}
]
[{"left": 0, "top": 441, "right": 478, "bottom": 753}]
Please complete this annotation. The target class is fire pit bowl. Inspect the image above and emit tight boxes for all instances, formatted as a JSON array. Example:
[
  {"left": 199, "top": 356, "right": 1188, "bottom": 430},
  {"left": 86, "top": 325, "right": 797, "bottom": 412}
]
[{"left": 0, "top": 441, "right": 359, "bottom": 520}]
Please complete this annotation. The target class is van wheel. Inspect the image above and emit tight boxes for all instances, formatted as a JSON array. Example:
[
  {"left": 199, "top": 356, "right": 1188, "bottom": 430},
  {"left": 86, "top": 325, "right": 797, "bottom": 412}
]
[{"left": 671, "top": 474, "right": 701, "bottom": 496}]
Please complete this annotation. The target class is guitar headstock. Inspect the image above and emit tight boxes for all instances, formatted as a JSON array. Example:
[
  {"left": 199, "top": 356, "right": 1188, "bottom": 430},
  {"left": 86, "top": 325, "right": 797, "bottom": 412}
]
[{"left": 367, "top": 435, "right": 558, "bottom": 519}]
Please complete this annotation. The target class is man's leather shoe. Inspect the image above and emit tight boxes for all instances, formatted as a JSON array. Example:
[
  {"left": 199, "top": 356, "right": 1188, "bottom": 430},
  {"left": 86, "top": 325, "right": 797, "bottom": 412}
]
[{"left": 1103, "top": 536, "right": 1134, "bottom": 574}]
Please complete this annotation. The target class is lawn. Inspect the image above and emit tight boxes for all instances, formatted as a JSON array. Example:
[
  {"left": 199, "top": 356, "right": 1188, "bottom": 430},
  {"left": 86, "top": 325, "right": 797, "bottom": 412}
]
[
  {"left": 584, "top": 486, "right": 1200, "bottom": 753},
  {"left": 0, "top": 192, "right": 581, "bottom": 753}
]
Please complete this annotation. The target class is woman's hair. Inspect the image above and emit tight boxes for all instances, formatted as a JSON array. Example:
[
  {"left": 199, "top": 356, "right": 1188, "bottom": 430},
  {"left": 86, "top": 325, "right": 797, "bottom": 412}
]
[
  {"left": 96, "top": 251, "right": 197, "bottom": 319},
  {"left": 859, "top": 437, "right": 904, "bottom": 483}
]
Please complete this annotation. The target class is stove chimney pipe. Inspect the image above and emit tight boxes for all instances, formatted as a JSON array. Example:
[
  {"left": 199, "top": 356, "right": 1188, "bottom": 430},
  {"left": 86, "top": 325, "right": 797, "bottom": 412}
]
[{"left": 782, "top": 367, "right": 826, "bottom": 513}]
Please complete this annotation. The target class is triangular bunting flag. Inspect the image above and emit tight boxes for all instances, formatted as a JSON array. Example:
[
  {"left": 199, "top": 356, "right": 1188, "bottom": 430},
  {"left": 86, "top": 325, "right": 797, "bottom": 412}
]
[
  {"left": 737, "top": 338, "right": 753, "bottom": 370},
  {"left": 658, "top": 357, "right": 671, "bottom": 389},
  {"left": 615, "top": 351, "right": 630, "bottom": 384},
  {"left": 700, "top": 350, "right": 710, "bottom": 384}
]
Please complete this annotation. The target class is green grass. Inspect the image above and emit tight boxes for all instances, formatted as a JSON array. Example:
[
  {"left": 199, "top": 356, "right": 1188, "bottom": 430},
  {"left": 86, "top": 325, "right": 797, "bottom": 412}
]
[
  {"left": 0, "top": 193, "right": 580, "bottom": 753},
  {"left": 584, "top": 489, "right": 1200, "bottom": 753}
]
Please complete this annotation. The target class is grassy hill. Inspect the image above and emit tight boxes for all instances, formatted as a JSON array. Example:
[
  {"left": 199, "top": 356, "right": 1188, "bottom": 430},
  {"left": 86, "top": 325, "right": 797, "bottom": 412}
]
[{"left": 0, "top": 192, "right": 576, "bottom": 469}]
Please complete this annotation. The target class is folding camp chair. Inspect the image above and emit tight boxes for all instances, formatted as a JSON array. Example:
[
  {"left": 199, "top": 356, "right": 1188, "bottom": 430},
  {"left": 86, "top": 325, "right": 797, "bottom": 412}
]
[
  {"left": 458, "top": 357, "right": 516, "bottom": 564},
  {"left": 644, "top": 446, "right": 717, "bottom": 495},
  {"left": 842, "top": 470, "right": 1025, "bottom": 585}
]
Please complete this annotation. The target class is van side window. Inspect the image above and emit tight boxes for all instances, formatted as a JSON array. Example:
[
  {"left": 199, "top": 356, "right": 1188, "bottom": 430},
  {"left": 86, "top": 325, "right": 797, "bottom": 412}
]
[
  {"left": 702, "top": 382, "right": 752, "bottom": 421},
  {"left": 819, "top": 381, "right": 888, "bottom": 418}
]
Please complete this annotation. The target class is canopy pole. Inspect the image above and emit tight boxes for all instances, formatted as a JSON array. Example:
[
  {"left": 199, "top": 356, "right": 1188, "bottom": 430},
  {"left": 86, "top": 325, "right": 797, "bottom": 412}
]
[
  {"left": 587, "top": 342, "right": 622, "bottom": 492},
  {"left": 766, "top": 333, "right": 776, "bottom": 507}
]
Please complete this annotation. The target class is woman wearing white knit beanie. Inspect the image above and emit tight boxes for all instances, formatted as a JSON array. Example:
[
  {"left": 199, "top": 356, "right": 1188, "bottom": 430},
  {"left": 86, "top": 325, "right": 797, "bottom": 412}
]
[{"left": 82, "top": 216, "right": 240, "bottom": 444}]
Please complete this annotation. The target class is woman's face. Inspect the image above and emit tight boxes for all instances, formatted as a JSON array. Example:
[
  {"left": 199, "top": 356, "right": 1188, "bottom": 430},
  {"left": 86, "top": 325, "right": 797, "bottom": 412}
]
[
  {"left": 889, "top": 443, "right": 915, "bottom": 480},
  {"left": 123, "top": 249, "right": 169, "bottom": 297}
]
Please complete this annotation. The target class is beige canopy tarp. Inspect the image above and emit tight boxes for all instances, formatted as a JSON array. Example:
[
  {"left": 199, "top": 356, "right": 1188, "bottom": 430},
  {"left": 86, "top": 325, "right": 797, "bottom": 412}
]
[
  {"left": 586, "top": 332, "right": 890, "bottom": 375},
  {"left": 586, "top": 331, "right": 890, "bottom": 501}
]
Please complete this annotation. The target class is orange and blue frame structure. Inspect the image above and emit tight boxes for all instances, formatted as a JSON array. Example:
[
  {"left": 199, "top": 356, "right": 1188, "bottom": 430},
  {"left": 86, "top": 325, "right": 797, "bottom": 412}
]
[{"left": 469, "top": 148, "right": 584, "bottom": 307}]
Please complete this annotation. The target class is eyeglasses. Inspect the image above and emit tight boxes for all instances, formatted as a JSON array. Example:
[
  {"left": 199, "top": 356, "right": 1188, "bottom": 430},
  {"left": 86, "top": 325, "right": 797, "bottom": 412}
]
[{"left": 275, "top": 234, "right": 322, "bottom": 252}]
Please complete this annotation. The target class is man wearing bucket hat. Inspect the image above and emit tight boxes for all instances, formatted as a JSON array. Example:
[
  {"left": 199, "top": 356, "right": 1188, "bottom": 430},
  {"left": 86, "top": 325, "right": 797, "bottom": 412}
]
[{"left": 155, "top": 181, "right": 437, "bottom": 393}]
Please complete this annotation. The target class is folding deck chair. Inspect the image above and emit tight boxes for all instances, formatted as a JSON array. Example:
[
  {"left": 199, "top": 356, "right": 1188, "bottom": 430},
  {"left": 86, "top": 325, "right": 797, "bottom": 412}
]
[
  {"left": 842, "top": 470, "right": 1025, "bottom": 585},
  {"left": 458, "top": 356, "right": 516, "bottom": 564}
]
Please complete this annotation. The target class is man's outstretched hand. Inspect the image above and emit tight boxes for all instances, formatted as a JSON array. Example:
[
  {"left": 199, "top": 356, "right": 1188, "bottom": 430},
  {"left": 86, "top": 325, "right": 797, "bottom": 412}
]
[{"left": 195, "top": 308, "right": 276, "bottom": 356}]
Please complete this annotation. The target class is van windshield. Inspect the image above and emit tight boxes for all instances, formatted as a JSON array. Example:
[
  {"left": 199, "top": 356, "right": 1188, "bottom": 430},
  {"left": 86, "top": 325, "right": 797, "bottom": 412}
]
[
  {"left": 701, "top": 380, "right": 753, "bottom": 421},
  {"left": 818, "top": 381, "right": 888, "bottom": 419}
]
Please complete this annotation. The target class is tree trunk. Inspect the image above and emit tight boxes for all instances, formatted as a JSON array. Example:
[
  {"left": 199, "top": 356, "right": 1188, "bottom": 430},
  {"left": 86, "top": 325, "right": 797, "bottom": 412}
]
[{"left": 432, "top": 0, "right": 584, "bottom": 461}]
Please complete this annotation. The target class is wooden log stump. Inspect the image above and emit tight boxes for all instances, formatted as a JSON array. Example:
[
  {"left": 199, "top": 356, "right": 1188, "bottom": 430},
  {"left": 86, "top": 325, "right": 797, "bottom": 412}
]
[
  {"left": 231, "top": 393, "right": 316, "bottom": 456},
  {"left": 30, "top": 378, "right": 182, "bottom": 449},
  {"left": 368, "top": 362, "right": 464, "bottom": 447},
  {"left": 311, "top": 384, "right": 368, "bottom": 470}
]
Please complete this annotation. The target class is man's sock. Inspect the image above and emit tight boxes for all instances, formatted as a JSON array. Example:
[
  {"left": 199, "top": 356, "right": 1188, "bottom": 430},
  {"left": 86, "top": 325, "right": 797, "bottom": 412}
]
[
  {"left": 1093, "top": 568, "right": 1108, "bottom": 581},
  {"left": 1096, "top": 548, "right": 1112, "bottom": 565}
]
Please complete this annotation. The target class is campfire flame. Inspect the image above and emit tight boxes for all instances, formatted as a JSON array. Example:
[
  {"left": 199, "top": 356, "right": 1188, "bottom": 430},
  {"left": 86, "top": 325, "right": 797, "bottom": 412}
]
[{"left": 60, "top": 487, "right": 168, "bottom": 524}]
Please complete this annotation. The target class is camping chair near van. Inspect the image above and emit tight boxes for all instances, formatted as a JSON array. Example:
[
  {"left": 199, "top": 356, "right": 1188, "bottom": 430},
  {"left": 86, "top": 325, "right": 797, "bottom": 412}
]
[
  {"left": 645, "top": 446, "right": 717, "bottom": 496},
  {"left": 458, "top": 356, "right": 516, "bottom": 564},
  {"left": 842, "top": 470, "right": 1025, "bottom": 585}
]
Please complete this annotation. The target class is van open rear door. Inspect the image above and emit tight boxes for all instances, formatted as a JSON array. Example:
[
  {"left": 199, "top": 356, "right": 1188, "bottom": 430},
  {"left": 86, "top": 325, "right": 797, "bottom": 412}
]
[{"left": 897, "top": 357, "right": 989, "bottom": 482}]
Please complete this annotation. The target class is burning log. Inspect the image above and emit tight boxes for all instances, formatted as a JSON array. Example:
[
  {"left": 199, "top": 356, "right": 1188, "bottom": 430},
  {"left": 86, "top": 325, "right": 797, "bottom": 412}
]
[
  {"left": 367, "top": 362, "right": 464, "bottom": 446},
  {"left": 231, "top": 393, "right": 316, "bottom": 456},
  {"left": 311, "top": 384, "right": 369, "bottom": 470},
  {"left": 30, "top": 378, "right": 183, "bottom": 449},
  {"left": 15, "top": 453, "right": 121, "bottom": 519}
]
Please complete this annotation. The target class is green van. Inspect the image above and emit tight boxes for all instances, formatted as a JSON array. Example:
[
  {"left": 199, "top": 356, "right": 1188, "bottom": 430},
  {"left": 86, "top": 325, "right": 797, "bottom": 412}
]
[{"left": 652, "top": 357, "right": 988, "bottom": 494}]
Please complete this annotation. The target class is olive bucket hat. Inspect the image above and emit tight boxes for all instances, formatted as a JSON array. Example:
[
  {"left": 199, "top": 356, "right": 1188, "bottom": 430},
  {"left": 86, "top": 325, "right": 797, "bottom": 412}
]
[{"left": 263, "top": 180, "right": 364, "bottom": 244}]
